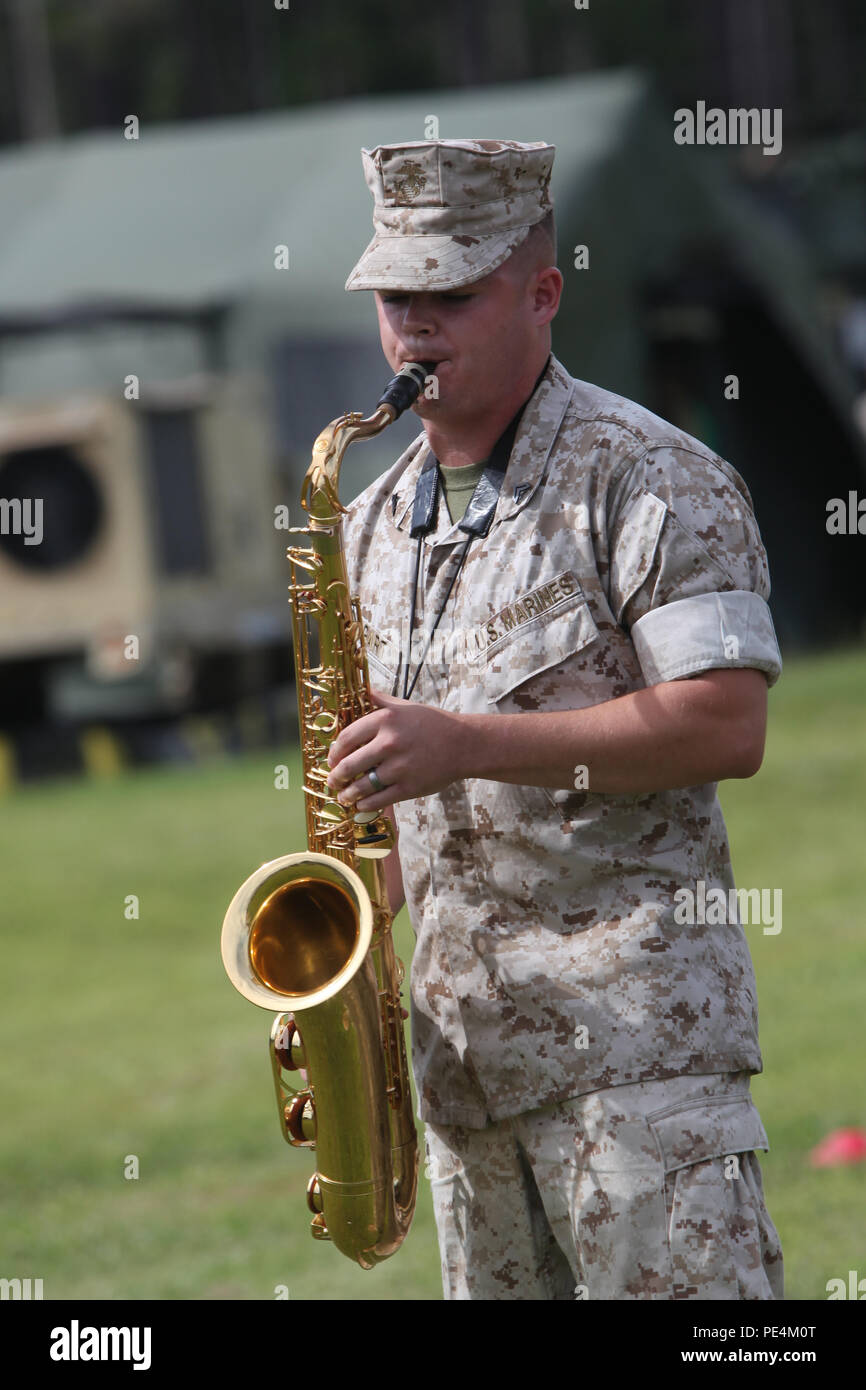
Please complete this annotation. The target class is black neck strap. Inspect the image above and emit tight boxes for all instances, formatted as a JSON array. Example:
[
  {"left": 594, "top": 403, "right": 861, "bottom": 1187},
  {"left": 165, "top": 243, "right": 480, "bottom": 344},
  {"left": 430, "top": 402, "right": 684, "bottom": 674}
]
[
  {"left": 409, "top": 354, "right": 550, "bottom": 541},
  {"left": 400, "top": 357, "right": 550, "bottom": 700}
]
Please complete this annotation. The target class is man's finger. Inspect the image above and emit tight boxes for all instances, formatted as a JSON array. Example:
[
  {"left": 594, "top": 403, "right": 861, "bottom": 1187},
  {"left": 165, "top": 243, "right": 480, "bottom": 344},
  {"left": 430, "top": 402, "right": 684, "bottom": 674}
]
[
  {"left": 326, "top": 711, "right": 380, "bottom": 767},
  {"left": 328, "top": 738, "right": 394, "bottom": 792},
  {"left": 368, "top": 687, "right": 404, "bottom": 709}
]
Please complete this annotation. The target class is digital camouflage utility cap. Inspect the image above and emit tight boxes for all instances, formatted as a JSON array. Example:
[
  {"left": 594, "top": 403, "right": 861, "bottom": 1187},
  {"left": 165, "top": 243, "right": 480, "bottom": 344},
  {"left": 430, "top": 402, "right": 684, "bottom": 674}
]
[{"left": 345, "top": 139, "right": 555, "bottom": 292}]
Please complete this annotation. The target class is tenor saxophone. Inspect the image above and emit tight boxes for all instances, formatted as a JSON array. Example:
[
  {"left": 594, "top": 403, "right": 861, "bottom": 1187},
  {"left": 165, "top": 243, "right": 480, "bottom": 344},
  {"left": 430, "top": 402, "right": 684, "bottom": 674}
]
[{"left": 221, "top": 361, "right": 432, "bottom": 1268}]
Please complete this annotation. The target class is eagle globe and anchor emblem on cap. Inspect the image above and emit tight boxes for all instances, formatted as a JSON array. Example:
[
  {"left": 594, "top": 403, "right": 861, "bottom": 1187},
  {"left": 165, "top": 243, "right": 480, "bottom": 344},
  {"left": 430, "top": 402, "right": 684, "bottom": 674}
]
[{"left": 391, "top": 159, "right": 428, "bottom": 204}]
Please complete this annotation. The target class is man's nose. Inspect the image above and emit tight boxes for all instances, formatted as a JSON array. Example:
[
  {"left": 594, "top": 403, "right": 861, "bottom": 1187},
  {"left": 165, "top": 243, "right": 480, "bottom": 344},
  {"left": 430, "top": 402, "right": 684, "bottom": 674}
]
[{"left": 400, "top": 295, "right": 435, "bottom": 332}]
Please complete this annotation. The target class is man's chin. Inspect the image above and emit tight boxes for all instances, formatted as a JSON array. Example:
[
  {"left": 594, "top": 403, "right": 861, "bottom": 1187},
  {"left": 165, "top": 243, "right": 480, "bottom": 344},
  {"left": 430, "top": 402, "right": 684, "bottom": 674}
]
[
  {"left": 412, "top": 393, "right": 447, "bottom": 418},
  {"left": 412, "top": 397, "right": 464, "bottom": 429}
]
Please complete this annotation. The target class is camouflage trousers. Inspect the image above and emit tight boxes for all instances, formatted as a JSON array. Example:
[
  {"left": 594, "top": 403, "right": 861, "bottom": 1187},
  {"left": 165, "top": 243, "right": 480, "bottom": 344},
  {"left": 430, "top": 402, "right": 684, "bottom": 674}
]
[{"left": 424, "top": 1071, "right": 784, "bottom": 1301}]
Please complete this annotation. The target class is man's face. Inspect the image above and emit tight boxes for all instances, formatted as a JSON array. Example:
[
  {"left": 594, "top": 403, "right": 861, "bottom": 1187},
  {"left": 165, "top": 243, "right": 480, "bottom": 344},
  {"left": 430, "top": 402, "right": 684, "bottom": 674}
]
[{"left": 374, "top": 253, "right": 557, "bottom": 432}]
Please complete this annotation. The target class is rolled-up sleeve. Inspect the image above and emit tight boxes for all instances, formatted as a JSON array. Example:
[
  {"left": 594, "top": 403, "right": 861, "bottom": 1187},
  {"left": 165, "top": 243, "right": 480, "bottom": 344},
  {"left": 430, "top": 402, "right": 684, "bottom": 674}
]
[
  {"left": 607, "top": 445, "right": 783, "bottom": 688},
  {"left": 631, "top": 589, "right": 782, "bottom": 685}
]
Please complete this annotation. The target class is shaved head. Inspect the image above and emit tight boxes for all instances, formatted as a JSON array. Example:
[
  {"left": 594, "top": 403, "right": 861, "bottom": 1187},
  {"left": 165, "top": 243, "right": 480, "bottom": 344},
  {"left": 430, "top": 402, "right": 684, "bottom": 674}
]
[{"left": 505, "top": 211, "right": 557, "bottom": 283}]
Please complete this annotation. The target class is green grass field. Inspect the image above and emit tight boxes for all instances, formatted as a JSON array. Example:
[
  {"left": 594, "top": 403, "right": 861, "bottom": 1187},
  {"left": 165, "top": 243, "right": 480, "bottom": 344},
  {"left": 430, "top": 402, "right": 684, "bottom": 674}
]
[{"left": 1, "top": 645, "right": 863, "bottom": 1301}]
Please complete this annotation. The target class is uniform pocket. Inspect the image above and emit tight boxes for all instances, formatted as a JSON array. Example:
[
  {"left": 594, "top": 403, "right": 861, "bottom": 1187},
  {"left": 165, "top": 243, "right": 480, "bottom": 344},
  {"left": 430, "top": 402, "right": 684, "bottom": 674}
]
[
  {"left": 475, "top": 583, "right": 600, "bottom": 826},
  {"left": 483, "top": 589, "right": 600, "bottom": 706},
  {"left": 609, "top": 487, "right": 667, "bottom": 624},
  {"left": 647, "top": 1095, "right": 769, "bottom": 1173},
  {"left": 646, "top": 1096, "right": 780, "bottom": 1300}
]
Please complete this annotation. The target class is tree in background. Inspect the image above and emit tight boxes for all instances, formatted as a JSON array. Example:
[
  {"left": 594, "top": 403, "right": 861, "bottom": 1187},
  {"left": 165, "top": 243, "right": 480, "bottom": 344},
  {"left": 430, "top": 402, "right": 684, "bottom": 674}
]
[{"left": 1, "top": 0, "right": 864, "bottom": 150}]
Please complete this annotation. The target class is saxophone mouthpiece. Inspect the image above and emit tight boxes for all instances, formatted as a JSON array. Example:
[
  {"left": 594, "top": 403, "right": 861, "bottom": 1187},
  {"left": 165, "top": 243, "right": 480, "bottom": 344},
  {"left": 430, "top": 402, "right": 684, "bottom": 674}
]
[{"left": 376, "top": 361, "right": 437, "bottom": 419}]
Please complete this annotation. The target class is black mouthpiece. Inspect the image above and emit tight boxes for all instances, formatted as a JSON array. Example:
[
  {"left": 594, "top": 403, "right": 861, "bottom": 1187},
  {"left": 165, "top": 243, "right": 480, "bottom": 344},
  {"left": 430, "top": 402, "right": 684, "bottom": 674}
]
[{"left": 377, "top": 361, "right": 437, "bottom": 419}]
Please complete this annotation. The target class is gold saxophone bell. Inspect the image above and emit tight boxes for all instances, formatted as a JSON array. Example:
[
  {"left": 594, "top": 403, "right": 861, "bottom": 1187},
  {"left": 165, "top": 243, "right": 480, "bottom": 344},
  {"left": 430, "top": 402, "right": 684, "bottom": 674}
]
[
  {"left": 221, "top": 362, "right": 433, "bottom": 1268},
  {"left": 221, "top": 853, "right": 373, "bottom": 1014}
]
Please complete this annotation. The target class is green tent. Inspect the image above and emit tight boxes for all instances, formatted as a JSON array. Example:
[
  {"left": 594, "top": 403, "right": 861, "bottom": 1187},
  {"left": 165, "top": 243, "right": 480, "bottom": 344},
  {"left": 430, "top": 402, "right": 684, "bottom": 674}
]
[{"left": 0, "top": 70, "right": 863, "bottom": 644}]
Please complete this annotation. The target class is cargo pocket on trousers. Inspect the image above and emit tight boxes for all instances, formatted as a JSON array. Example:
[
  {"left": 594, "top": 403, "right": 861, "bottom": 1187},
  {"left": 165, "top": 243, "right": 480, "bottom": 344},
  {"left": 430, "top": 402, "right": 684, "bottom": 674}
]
[{"left": 646, "top": 1096, "right": 780, "bottom": 1300}]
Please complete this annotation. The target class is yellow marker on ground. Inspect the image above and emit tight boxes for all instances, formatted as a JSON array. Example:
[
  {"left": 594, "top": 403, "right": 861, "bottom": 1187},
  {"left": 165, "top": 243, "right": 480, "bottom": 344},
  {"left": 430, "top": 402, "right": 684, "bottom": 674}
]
[
  {"left": 81, "top": 726, "right": 125, "bottom": 777},
  {"left": 0, "top": 735, "right": 16, "bottom": 791}
]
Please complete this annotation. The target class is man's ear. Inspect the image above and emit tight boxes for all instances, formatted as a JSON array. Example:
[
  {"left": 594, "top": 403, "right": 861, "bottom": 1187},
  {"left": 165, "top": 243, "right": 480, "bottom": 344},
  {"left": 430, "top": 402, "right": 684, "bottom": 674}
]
[{"left": 534, "top": 265, "right": 563, "bottom": 323}]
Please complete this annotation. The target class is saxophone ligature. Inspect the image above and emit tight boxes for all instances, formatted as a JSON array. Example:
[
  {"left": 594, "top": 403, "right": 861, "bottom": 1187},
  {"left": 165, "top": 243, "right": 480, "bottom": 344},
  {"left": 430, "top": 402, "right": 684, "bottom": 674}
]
[{"left": 221, "top": 360, "right": 434, "bottom": 1268}]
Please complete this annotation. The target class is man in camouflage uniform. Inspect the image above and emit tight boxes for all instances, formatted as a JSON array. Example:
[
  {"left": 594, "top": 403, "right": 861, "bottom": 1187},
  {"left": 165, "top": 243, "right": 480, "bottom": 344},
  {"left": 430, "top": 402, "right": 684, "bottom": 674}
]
[{"left": 326, "top": 139, "right": 784, "bottom": 1300}]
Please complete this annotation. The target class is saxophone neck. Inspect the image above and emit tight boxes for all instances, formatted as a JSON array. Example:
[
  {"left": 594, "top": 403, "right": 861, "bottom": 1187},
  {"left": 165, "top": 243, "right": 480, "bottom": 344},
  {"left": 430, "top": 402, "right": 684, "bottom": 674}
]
[
  {"left": 303, "top": 407, "right": 392, "bottom": 523},
  {"left": 302, "top": 362, "right": 433, "bottom": 524}
]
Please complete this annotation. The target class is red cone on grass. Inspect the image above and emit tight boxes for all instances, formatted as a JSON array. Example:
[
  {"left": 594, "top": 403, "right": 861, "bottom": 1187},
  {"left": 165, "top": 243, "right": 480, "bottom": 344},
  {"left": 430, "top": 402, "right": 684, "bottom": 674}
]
[{"left": 810, "top": 1127, "right": 866, "bottom": 1167}]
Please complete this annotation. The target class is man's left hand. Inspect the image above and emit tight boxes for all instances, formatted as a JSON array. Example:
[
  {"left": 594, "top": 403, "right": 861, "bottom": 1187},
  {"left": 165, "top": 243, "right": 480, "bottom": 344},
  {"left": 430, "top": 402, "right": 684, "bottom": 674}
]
[{"left": 326, "top": 688, "right": 467, "bottom": 810}]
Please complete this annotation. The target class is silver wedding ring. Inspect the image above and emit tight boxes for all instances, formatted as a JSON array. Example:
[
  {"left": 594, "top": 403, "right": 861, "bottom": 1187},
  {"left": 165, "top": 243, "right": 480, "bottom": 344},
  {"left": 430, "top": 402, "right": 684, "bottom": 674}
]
[{"left": 367, "top": 767, "right": 386, "bottom": 794}]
